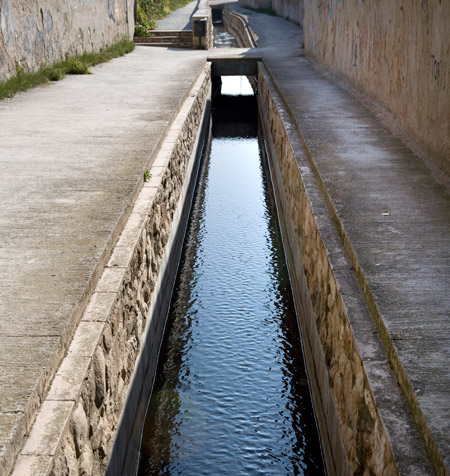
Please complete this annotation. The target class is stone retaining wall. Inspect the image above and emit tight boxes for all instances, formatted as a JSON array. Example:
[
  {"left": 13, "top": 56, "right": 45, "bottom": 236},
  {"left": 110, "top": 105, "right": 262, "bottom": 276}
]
[
  {"left": 11, "top": 65, "right": 211, "bottom": 476},
  {"left": 258, "top": 64, "right": 402, "bottom": 476},
  {"left": 0, "top": 0, "right": 134, "bottom": 81},
  {"left": 222, "top": 8, "right": 257, "bottom": 48}
]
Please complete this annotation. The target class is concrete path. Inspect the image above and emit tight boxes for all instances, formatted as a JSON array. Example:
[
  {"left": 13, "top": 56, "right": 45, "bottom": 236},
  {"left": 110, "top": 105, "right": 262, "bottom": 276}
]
[
  {"left": 0, "top": 31, "right": 207, "bottom": 474},
  {"left": 225, "top": 3, "right": 450, "bottom": 474},
  {"left": 155, "top": 0, "right": 199, "bottom": 30}
]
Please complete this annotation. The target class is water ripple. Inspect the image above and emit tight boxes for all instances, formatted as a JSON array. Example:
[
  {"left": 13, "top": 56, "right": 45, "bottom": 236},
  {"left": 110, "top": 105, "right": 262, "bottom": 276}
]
[{"left": 138, "top": 119, "right": 324, "bottom": 475}]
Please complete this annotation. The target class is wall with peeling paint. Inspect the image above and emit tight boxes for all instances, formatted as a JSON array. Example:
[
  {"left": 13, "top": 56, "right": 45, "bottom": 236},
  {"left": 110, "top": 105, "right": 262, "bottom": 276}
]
[
  {"left": 303, "top": 0, "right": 450, "bottom": 175},
  {"left": 0, "top": 0, "right": 134, "bottom": 81}
]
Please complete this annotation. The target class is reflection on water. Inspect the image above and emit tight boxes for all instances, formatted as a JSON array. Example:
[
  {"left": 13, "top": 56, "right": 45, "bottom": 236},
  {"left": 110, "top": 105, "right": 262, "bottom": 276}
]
[{"left": 138, "top": 79, "right": 324, "bottom": 475}]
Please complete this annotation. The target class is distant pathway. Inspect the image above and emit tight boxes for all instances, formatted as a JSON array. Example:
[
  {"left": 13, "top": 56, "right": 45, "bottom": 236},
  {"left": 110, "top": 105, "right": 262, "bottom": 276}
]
[{"left": 155, "top": 0, "right": 199, "bottom": 30}]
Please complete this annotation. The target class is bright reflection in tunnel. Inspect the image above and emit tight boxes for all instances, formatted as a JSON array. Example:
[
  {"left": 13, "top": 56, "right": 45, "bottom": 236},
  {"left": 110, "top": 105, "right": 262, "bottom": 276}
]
[{"left": 220, "top": 75, "right": 254, "bottom": 96}]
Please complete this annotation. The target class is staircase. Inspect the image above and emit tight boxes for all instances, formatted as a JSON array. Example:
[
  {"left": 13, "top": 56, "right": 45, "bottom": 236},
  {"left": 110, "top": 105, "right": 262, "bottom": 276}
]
[{"left": 134, "top": 30, "right": 193, "bottom": 49}]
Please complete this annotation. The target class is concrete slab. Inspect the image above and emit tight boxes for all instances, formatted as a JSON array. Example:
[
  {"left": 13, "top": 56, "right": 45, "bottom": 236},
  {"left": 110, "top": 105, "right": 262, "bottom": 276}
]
[{"left": 0, "top": 42, "right": 206, "bottom": 472}]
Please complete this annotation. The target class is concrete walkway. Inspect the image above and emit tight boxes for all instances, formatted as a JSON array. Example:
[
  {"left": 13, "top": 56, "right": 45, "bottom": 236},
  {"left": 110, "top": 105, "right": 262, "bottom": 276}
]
[
  {"left": 225, "top": 3, "right": 450, "bottom": 474},
  {"left": 155, "top": 0, "right": 199, "bottom": 30},
  {"left": 1, "top": 1, "right": 449, "bottom": 475},
  {"left": 0, "top": 28, "right": 208, "bottom": 476}
]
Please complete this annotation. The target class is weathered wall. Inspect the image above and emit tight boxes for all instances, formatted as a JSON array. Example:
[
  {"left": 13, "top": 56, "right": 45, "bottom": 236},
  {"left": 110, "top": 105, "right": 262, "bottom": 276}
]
[
  {"left": 258, "top": 64, "right": 398, "bottom": 476},
  {"left": 238, "top": 0, "right": 272, "bottom": 12},
  {"left": 303, "top": 0, "right": 450, "bottom": 176},
  {"left": 10, "top": 66, "right": 211, "bottom": 476},
  {"left": 271, "top": 0, "right": 304, "bottom": 25},
  {"left": 0, "top": 0, "right": 134, "bottom": 81},
  {"left": 238, "top": 0, "right": 304, "bottom": 26}
]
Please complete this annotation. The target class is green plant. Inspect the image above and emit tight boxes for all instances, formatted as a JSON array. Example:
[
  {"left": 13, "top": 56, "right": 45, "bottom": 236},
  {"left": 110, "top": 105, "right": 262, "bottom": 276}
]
[
  {"left": 66, "top": 59, "right": 91, "bottom": 75},
  {"left": 48, "top": 67, "right": 66, "bottom": 81},
  {"left": 144, "top": 170, "right": 152, "bottom": 181},
  {"left": 135, "top": 6, "right": 156, "bottom": 37}
]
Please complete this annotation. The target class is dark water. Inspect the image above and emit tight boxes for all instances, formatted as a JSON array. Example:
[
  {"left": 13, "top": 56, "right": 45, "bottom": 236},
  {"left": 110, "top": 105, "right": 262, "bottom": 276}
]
[{"left": 137, "top": 83, "right": 325, "bottom": 475}]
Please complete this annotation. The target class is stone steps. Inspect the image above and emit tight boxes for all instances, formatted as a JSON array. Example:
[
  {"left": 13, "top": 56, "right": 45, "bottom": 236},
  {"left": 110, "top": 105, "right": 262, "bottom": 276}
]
[{"left": 134, "top": 30, "right": 193, "bottom": 48}]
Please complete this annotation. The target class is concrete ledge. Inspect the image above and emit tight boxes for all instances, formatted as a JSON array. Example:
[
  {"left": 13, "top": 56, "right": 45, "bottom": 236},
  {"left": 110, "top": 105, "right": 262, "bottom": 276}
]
[
  {"left": 0, "top": 48, "right": 209, "bottom": 476},
  {"left": 258, "top": 57, "right": 449, "bottom": 475},
  {"left": 208, "top": 56, "right": 260, "bottom": 76}
]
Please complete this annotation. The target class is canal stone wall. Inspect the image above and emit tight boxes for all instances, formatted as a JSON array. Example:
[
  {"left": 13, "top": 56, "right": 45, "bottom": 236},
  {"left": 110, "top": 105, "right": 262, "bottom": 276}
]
[
  {"left": 258, "top": 64, "right": 417, "bottom": 476},
  {"left": 222, "top": 7, "right": 257, "bottom": 48},
  {"left": 11, "top": 65, "right": 211, "bottom": 476},
  {"left": 0, "top": 0, "right": 134, "bottom": 81}
]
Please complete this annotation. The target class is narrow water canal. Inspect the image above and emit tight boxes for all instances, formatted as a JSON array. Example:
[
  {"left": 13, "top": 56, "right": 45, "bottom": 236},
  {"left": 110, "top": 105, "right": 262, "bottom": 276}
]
[{"left": 136, "top": 77, "right": 325, "bottom": 475}]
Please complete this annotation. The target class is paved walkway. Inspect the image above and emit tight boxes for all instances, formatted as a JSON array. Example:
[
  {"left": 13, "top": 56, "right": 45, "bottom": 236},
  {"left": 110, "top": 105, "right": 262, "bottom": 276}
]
[
  {"left": 227, "top": 3, "right": 450, "bottom": 474},
  {"left": 0, "top": 33, "right": 207, "bottom": 476},
  {"left": 155, "top": 0, "right": 199, "bottom": 30},
  {"left": 1, "top": 1, "right": 449, "bottom": 474}
]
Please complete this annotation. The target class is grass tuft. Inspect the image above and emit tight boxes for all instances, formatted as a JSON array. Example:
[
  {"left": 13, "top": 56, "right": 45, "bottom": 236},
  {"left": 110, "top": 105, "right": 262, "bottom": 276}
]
[
  {"left": 66, "top": 59, "right": 91, "bottom": 75},
  {"left": 0, "top": 38, "right": 135, "bottom": 101}
]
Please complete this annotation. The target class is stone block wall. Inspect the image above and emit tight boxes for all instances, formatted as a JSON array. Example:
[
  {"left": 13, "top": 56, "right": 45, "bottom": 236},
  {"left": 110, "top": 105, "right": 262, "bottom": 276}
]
[
  {"left": 222, "top": 8, "right": 257, "bottom": 48},
  {"left": 11, "top": 66, "right": 211, "bottom": 476},
  {"left": 303, "top": 0, "right": 450, "bottom": 176},
  {"left": 258, "top": 65, "right": 399, "bottom": 476},
  {"left": 0, "top": 0, "right": 134, "bottom": 81}
]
